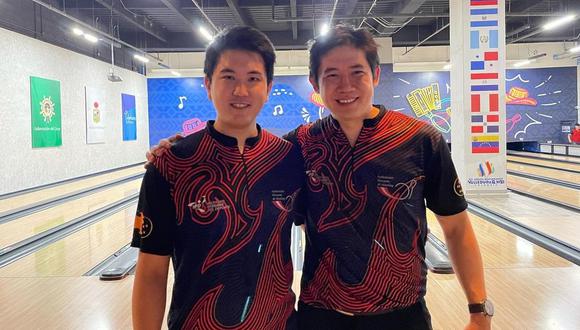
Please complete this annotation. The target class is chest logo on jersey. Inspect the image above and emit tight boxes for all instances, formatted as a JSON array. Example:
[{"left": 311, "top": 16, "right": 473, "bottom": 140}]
[
  {"left": 271, "top": 189, "right": 300, "bottom": 212},
  {"left": 306, "top": 170, "right": 332, "bottom": 186},
  {"left": 188, "top": 196, "right": 230, "bottom": 213},
  {"left": 377, "top": 175, "right": 425, "bottom": 201}
]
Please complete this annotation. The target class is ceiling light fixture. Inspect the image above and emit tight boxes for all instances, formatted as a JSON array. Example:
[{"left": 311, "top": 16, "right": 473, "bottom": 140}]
[
  {"left": 320, "top": 23, "right": 330, "bottom": 36},
  {"left": 73, "top": 27, "right": 84, "bottom": 36},
  {"left": 543, "top": 14, "right": 576, "bottom": 30},
  {"left": 513, "top": 59, "right": 533, "bottom": 68},
  {"left": 134, "top": 54, "right": 150, "bottom": 63},
  {"left": 83, "top": 34, "right": 99, "bottom": 43},
  {"left": 198, "top": 26, "right": 214, "bottom": 41}
]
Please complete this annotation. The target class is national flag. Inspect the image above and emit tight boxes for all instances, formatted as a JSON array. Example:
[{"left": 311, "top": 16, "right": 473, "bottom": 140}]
[
  {"left": 470, "top": 29, "right": 499, "bottom": 49},
  {"left": 471, "top": 51, "right": 499, "bottom": 70},
  {"left": 471, "top": 124, "right": 500, "bottom": 134},
  {"left": 471, "top": 93, "right": 499, "bottom": 113},
  {"left": 472, "top": 141, "right": 499, "bottom": 154}
]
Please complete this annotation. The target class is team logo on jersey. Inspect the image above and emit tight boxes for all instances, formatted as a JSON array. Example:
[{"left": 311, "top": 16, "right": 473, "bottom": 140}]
[
  {"left": 306, "top": 170, "right": 332, "bottom": 186},
  {"left": 377, "top": 175, "right": 425, "bottom": 201},
  {"left": 453, "top": 178, "right": 464, "bottom": 197},
  {"left": 188, "top": 196, "right": 230, "bottom": 213},
  {"left": 134, "top": 212, "right": 153, "bottom": 238}
]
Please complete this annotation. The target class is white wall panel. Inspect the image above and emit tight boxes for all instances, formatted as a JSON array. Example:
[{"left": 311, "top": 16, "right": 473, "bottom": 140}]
[{"left": 0, "top": 27, "right": 149, "bottom": 194}]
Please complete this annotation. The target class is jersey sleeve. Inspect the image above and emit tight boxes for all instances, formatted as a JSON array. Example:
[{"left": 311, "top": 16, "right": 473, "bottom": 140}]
[
  {"left": 424, "top": 133, "right": 468, "bottom": 216},
  {"left": 131, "top": 164, "right": 176, "bottom": 255}
]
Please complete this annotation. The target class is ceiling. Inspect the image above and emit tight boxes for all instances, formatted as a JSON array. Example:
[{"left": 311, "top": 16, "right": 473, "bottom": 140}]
[{"left": 1, "top": 0, "right": 579, "bottom": 72}]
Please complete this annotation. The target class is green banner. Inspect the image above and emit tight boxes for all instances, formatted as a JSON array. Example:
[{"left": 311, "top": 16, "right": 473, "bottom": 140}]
[{"left": 30, "top": 76, "right": 62, "bottom": 148}]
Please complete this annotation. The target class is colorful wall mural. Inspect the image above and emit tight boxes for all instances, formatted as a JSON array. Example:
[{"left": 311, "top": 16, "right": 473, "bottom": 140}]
[{"left": 147, "top": 65, "right": 578, "bottom": 146}]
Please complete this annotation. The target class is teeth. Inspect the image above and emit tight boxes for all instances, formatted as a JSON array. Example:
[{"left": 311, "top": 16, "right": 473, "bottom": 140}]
[
  {"left": 337, "top": 98, "right": 356, "bottom": 104},
  {"left": 231, "top": 103, "right": 249, "bottom": 108}
]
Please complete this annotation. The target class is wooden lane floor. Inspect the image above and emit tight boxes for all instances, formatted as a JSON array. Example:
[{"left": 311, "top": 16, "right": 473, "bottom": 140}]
[
  {"left": 508, "top": 150, "right": 580, "bottom": 163},
  {"left": 0, "top": 276, "right": 134, "bottom": 329},
  {"left": 470, "top": 193, "right": 580, "bottom": 249},
  {"left": 0, "top": 204, "right": 136, "bottom": 277},
  {"left": 508, "top": 161, "right": 580, "bottom": 184},
  {"left": 0, "top": 164, "right": 144, "bottom": 213},
  {"left": 426, "top": 211, "right": 580, "bottom": 329},
  {"left": 508, "top": 175, "right": 580, "bottom": 208},
  {"left": 508, "top": 155, "right": 580, "bottom": 173},
  {"left": 2, "top": 211, "right": 577, "bottom": 329},
  {"left": 0, "top": 179, "right": 141, "bottom": 249}
]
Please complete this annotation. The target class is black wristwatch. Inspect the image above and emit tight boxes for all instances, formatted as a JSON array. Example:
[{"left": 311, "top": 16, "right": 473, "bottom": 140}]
[{"left": 468, "top": 299, "right": 494, "bottom": 317}]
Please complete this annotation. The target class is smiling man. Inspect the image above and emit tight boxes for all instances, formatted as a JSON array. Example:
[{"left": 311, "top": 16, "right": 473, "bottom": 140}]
[
  {"left": 131, "top": 26, "right": 304, "bottom": 330},
  {"left": 285, "top": 25, "right": 491, "bottom": 330}
]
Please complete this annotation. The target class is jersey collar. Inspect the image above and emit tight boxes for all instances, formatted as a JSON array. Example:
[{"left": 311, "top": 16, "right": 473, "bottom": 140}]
[{"left": 206, "top": 120, "right": 262, "bottom": 148}]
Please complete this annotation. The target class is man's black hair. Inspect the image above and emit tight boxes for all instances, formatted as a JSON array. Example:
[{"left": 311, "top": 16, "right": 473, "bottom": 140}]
[{"left": 204, "top": 26, "right": 276, "bottom": 83}]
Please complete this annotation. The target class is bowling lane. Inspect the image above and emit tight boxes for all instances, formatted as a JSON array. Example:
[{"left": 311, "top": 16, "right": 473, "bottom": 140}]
[
  {"left": 508, "top": 155, "right": 580, "bottom": 173},
  {"left": 427, "top": 211, "right": 572, "bottom": 269},
  {"left": 0, "top": 164, "right": 143, "bottom": 213},
  {"left": 0, "top": 203, "right": 136, "bottom": 277},
  {"left": 426, "top": 212, "right": 580, "bottom": 329},
  {"left": 508, "top": 175, "right": 580, "bottom": 208},
  {"left": 508, "top": 151, "right": 580, "bottom": 164},
  {"left": 0, "top": 179, "right": 141, "bottom": 249},
  {"left": 508, "top": 161, "right": 580, "bottom": 184},
  {"left": 469, "top": 193, "right": 580, "bottom": 249}
]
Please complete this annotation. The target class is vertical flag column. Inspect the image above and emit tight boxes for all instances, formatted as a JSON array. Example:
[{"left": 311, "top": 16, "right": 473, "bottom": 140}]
[{"left": 450, "top": 0, "right": 507, "bottom": 193}]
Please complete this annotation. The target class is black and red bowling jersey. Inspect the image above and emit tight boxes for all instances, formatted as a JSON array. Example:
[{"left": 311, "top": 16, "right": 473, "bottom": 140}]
[
  {"left": 285, "top": 105, "right": 467, "bottom": 315},
  {"left": 131, "top": 121, "right": 304, "bottom": 329}
]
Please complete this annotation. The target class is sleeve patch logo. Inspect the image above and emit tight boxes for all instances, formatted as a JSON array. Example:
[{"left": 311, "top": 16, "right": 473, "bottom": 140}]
[
  {"left": 134, "top": 212, "right": 153, "bottom": 238},
  {"left": 454, "top": 178, "right": 464, "bottom": 197}
]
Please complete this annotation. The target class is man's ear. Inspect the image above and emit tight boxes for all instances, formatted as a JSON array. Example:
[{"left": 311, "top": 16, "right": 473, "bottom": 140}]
[
  {"left": 373, "top": 65, "right": 381, "bottom": 87},
  {"left": 309, "top": 76, "right": 319, "bottom": 93},
  {"left": 266, "top": 81, "right": 273, "bottom": 100},
  {"left": 204, "top": 75, "right": 212, "bottom": 100}
]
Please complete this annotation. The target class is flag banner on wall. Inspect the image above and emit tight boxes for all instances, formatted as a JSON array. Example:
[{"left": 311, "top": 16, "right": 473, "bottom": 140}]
[
  {"left": 121, "top": 93, "right": 137, "bottom": 141},
  {"left": 30, "top": 76, "right": 62, "bottom": 148},
  {"left": 85, "top": 86, "right": 105, "bottom": 144}
]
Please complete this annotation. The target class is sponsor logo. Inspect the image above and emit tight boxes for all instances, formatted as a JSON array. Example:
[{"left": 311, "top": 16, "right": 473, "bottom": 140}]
[
  {"left": 477, "top": 160, "right": 495, "bottom": 177},
  {"left": 188, "top": 196, "right": 230, "bottom": 213},
  {"left": 467, "top": 177, "right": 505, "bottom": 186}
]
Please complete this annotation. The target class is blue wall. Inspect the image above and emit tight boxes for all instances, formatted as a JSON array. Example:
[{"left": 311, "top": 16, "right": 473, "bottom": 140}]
[{"left": 147, "top": 65, "right": 577, "bottom": 146}]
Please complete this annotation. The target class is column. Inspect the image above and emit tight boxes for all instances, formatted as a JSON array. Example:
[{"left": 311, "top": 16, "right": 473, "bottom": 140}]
[{"left": 450, "top": 0, "right": 507, "bottom": 194}]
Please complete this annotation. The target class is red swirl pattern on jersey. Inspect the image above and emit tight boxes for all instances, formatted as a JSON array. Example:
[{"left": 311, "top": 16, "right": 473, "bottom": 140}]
[
  {"left": 296, "top": 118, "right": 367, "bottom": 232},
  {"left": 181, "top": 199, "right": 296, "bottom": 329},
  {"left": 297, "top": 111, "right": 429, "bottom": 313},
  {"left": 153, "top": 130, "right": 292, "bottom": 274}
]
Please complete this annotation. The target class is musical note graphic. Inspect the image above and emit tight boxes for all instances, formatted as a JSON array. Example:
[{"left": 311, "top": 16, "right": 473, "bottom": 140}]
[
  {"left": 273, "top": 105, "right": 284, "bottom": 116},
  {"left": 178, "top": 96, "right": 187, "bottom": 110}
]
